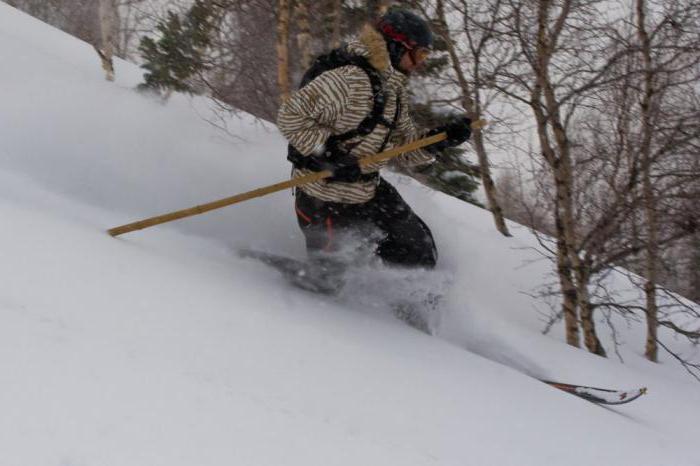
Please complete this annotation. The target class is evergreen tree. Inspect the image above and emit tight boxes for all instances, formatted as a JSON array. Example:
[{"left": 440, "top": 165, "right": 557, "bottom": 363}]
[
  {"left": 406, "top": 23, "right": 481, "bottom": 206},
  {"left": 138, "top": 1, "right": 218, "bottom": 95},
  {"left": 410, "top": 103, "right": 482, "bottom": 205}
]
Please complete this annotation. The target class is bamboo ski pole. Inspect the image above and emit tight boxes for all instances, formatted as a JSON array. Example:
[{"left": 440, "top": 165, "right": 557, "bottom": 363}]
[{"left": 107, "top": 120, "right": 486, "bottom": 237}]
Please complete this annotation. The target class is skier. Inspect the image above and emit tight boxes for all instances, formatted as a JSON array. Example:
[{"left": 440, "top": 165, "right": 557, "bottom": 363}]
[{"left": 277, "top": 7, "right": 472, "bottom": 284}]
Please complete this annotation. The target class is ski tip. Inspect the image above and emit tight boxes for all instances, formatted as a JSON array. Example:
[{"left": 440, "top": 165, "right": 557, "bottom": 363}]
[
  {"left": 614, "top": 387, "right": 648, "bottom": 404},
  {"left": 542, "top": 380, "right": 649, "bottom": 405}
]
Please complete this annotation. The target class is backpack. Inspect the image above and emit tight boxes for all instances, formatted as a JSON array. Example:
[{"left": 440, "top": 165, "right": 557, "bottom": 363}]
[{"left": 287, "top": 46, "right": 400, "bottom": 171}]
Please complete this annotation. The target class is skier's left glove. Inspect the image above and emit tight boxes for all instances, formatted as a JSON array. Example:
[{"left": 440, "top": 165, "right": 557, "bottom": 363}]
[
  {"left": 307, "top": 148, "right": 363, "bottom": 183},
  {"left": 425, "top": 115, "right": 472, "bottom": 154},
  {"left": 326, "top": 155, "right": 363, "bottom": 183}
]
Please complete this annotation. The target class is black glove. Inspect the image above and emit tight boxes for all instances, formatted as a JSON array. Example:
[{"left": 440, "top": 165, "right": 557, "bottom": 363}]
[
  {"left": 327, "top": 156, "right": 363, "bottom": 183},
  {"left": 426, "top": 115, "right": 472, "bottom": 154},
  {"left": 307, "top": 147, "right": 363, "bottom": 183}
]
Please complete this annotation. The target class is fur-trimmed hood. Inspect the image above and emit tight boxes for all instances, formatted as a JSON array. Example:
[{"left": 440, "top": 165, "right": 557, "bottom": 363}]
[
  {"left": 357, "top": 24, "right": 391, "bottom": 71},
  {"left": 347, "top": 24, "right": 408, "bottom": 86}
]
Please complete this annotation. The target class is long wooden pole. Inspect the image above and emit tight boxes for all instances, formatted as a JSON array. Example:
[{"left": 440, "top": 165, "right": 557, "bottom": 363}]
[{"left": 108, "top": 120, "right": 486, "bottom": 237}]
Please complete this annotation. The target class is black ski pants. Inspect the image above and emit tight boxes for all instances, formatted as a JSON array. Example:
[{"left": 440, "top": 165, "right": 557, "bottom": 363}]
[{"left": 294, "top": 178, "right": 437, "bottom": 269}]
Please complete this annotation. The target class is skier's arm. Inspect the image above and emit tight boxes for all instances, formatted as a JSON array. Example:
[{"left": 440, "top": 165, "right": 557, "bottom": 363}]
[
  {"left": 389, "top": 90, "right": 436, "bottom": 168},
  {"left": 277, "top": 69, "right": 351, "bottom": 156}
]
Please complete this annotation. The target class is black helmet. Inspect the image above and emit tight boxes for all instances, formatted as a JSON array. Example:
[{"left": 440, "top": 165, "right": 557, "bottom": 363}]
[{"left": 376, "top": 8, "right": 433, "bottom": 69}]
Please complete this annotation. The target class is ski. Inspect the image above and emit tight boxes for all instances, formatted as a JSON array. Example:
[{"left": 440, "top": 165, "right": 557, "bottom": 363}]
[
  {"left": 238, "top": 249, "right": 343, "bottom": 295},
  {"left": 541, "top": 380, "right": 647, "bottom": 405}
]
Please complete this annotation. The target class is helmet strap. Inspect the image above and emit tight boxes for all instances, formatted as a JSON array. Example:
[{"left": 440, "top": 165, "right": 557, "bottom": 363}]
[
  {"left": 408, "top": 48, "right": 419, "bottom": 66},
  {"left": 387, "top": 40, "right": 406, "bottom": 70}
]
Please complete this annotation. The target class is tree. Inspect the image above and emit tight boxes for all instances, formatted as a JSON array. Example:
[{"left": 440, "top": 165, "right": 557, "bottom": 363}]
[
  {"left": 488, "top": 0, "right": 699, "bottom": 363},
  {"left": 488, "top": 0, "right": 609, "bottom": 352},
  {"left": 365, "top": 0, "right": 391, "bottom": 21},
  {"left": 97, "top": 0, "right": 119, "bottom": 81},
  {"left": 433, "top": 0, "right": 511, "bottom": 236},
  {"left": 620, "top": 0, "right": 699, "bottom": 362},
  {"left": 293, "top": 0, "right": 313, "bottom": 71},
  {"left": 409, "top": 104, "right": 482, "bottom": 205},
  {"left": 138, "top": 0, "right": 219, "bottom": 95},
  {"left": 276, "top": 0, "right": 291, "bottom": 102},
  {"left": 393, "top": 2, "right": 482, "bottom": 205},
  {"left": 329, "top": 0, "right": 343, "bottom": 48}
]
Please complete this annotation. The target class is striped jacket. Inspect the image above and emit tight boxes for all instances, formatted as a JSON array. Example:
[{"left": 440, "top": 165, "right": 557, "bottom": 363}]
[{"left": 277, "top": 25, "right": 434, "bottom": 204}]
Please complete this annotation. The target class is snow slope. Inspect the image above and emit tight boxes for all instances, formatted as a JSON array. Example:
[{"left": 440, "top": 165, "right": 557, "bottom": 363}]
[{"left": 1, "top": 3, "right": 698, "bottom": 465}]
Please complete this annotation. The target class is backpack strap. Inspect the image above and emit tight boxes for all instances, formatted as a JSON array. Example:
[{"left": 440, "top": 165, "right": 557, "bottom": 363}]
[
  {"left": 288, "top": 47, "right": 399, "bottom": 179},
  {"left": 325, "top": 55, "right": 395, "bottom": 146}
]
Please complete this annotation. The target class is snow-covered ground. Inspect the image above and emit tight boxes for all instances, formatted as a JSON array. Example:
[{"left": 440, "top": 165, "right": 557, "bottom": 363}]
[{"left": 1, "top": 3, "right": 699, "bottom": 465}]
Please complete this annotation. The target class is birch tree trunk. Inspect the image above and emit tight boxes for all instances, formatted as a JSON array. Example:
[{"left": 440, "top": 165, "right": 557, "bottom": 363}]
[
  {"left": 555, "top": 198, "right": 582, "bottom": 347},
  {"left": 98, "top": 0, "right": 118, "bottom": 81},
  {"left": 529, "top": 0, "right": 609, "bottom": 353},
  {"left": 555, "top": 131, "right": 605, "bottom": 355},
  {"left": 295, "top": 0, "right": 312, "bottom": 70},
  {"left": 576, "top": 265, "right": 605, "bottom": 356},
  {"left": 533, "top": 102, "right": 581, "bottom": 347},
  {"left": 636, "top": 0, "right": 659, "bottom": 362},
  {"left": 329, "top": 0, "right": 343, "bottom": 49},
  {"left": 366, "top": 0, "right": 378, "bottom": 20},
  {"left": 435, "top": 0, "right": 511, "bottom": 238},
  {"left": 534, "top": 0, "right": 605, "bottom": 356},
  {"left": 276, "top": 0, "right": 291, "bottom": 103}
]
